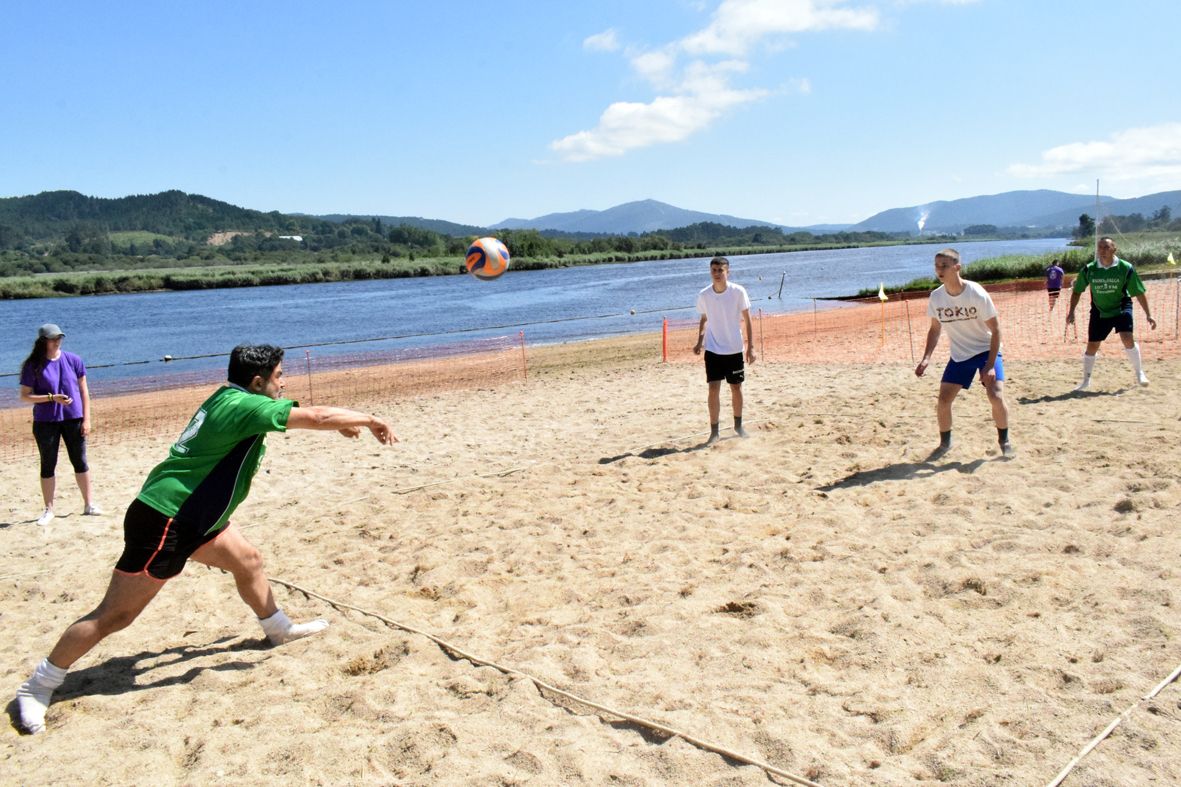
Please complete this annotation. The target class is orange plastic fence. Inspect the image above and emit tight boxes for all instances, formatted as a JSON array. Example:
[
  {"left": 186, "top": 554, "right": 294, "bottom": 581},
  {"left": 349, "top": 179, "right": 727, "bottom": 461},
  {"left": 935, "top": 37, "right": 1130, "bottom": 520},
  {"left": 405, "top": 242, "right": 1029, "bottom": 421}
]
[
  {"left": 0, "top": 334, "right": 526, "bottom": 463},
  {"left": 664, "top": 277, "right": 1181, "bottom": 365}
]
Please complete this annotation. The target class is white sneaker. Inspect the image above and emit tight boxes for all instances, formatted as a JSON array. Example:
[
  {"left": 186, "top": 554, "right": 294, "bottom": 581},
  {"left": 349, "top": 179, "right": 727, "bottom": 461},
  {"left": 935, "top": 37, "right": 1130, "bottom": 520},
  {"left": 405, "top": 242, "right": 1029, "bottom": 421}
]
[
  {"left": 1073, "top": 378, "right": 1090, "bottom": 392},
  {"left": 83, "top": 504, "right": 103, "bottom": 515},
  {"left": 35, "top": 509, "right": 54, "bottom": 526},
  {"left": 1137, "top": 372, "right": 1149, "bottom": 386}
]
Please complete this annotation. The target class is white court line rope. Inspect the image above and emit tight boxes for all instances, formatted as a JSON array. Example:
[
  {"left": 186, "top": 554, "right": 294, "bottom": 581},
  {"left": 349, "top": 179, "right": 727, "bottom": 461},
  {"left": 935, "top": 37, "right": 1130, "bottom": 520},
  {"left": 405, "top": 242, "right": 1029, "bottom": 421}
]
[
  {"left": 270, "top": 577, "right": 821, "bottom": 787},
  {"left": 1045, "top": 661, "right": 1181, "bottom": 787}
]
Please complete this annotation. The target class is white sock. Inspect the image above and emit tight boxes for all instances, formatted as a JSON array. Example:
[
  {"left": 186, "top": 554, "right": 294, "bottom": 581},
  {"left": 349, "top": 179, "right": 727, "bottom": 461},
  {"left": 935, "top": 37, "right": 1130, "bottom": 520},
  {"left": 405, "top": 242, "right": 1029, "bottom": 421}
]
[
  {"left": 1081, "top": 353, "right": 1096, "bottom": 380},
  {"left": 259, "top": 609, "right": 328, "bottom": 645},
  {"left": 1125, "top": 344, "right": 1144, "bottom": 376},
  {"left": 16, "top": 658, "right": 67, "bottom": 734}
]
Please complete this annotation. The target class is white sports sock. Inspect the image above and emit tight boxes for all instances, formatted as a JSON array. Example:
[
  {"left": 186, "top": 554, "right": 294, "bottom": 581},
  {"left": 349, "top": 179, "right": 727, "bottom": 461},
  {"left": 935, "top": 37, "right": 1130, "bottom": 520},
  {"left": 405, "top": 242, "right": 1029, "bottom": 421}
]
[
  {"left": 16, "top": 658, "right": 67, "bottom": 734},
  {"left": 1125, "top": 344, "right": 1144, "bottom": 376},
  {"left": 1081, "top": 353, "right": 1096, "bottom": 380},
  {"left": 259, "top": 609, "right": 329, "bottom": 645}
]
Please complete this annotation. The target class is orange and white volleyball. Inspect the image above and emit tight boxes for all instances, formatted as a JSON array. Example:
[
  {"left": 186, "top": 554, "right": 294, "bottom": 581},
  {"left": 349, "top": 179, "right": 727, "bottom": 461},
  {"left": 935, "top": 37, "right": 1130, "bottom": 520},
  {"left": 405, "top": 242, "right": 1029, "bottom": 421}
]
[{"left": 465, "top": 237, "right": 511, "bottom": 280}]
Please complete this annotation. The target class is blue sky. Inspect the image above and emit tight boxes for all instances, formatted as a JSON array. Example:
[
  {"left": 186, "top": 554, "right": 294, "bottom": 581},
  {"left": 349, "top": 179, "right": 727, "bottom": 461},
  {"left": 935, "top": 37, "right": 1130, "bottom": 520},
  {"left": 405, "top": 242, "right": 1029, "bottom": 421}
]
[{"left": 3, "top": 1, "right": 1179, "bottom": 228}]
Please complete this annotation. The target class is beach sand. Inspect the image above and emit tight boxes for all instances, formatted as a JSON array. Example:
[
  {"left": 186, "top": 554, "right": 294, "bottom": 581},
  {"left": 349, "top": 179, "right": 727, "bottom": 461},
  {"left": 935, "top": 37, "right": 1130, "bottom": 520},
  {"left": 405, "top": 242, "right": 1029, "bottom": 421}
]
[{"left": 2, "top": 339, "right": 1179, "bottom": 785}]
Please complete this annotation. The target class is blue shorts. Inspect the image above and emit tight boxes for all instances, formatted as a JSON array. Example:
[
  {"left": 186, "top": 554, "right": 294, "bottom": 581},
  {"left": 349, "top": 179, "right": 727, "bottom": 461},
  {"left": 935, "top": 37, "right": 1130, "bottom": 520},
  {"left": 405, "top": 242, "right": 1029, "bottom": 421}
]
[{"left": 941, "top": 352, "right": 1004, "bottom": 389}]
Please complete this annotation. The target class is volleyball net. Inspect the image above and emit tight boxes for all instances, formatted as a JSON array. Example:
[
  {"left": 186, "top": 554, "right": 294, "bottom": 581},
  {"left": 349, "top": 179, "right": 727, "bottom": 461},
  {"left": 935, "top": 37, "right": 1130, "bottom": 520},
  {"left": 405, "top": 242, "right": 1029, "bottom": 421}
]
[
  {"left": 3, "top": 277, "right": 1178, "bottom": 462},
  {"left": 0, "top": 334, "right": 528, "bottom": 462},
  {"left": 664, "top": 276, "right": 1181, "bottom": 365}
]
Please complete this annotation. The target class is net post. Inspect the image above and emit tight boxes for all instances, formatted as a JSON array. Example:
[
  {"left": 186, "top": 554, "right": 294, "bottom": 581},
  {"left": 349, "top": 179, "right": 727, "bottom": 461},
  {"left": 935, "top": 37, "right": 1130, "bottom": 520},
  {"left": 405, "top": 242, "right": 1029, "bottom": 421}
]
[
  {"left": 304, "top": 350, "right": 314, "bottom": 406},
  {"left": 903, "top": 293, "right": 915, "bottom": 364},
  {"left": 758, "top": 308, "right": 765, "bottom": 360},
  {"left": 519, "top": 330, "right": 528, "bottom": 382},
  {"left": 1173, "top": 273, "right": 1179, "bottom": 339},
  {"left": 662, "top": 317, "right": 668, "bottom": 363}
]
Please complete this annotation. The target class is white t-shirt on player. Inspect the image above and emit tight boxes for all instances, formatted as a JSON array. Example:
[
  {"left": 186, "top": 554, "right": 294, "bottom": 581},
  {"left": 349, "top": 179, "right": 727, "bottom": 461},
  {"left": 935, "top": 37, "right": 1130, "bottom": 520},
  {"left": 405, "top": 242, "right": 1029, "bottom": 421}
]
[
  {"left": 927, "top": 280, "right": 1000, "bottom": 362},
  {"left": 696, "top": 282, "right": 751, "bottom": 355}
]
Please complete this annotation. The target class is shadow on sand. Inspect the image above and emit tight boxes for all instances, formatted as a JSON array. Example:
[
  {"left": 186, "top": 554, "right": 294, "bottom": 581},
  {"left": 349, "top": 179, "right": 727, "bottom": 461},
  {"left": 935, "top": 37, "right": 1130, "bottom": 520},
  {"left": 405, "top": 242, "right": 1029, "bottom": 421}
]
[
  {"left": 7, "top": 635, "right": 266, "bottom": 734},
  {"left": 599, "top": 443, "right": 712, "bottom": 463},
  {"left": 816, "top": 453, "right": 1004, "bottom": 492},
  {"left": 1018, "top": 386, "right": 1131, "bottom": 405}
]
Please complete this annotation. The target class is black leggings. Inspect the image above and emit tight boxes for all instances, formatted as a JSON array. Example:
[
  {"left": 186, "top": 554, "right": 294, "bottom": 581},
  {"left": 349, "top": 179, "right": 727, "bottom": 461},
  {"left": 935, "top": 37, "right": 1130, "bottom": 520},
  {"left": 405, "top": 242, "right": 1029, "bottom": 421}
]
[{"left": 33, "top": 419, "right": 89, "bottom": 478}]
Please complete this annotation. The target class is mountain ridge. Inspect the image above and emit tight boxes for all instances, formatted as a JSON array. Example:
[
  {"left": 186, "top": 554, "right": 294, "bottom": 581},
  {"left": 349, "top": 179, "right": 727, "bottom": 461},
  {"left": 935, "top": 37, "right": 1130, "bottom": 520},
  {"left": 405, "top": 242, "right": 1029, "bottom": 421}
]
[{"left": 3, "top": 188, "right": 1179, "bottom": 240}]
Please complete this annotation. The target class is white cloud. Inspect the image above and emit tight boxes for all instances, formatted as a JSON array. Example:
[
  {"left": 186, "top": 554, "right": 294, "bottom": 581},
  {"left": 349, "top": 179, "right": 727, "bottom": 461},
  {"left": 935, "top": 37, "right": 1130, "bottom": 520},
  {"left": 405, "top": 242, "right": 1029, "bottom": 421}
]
[
  {"left": 682, "top": 0, "right": 879, "bottom": 56},
  {"left": 583, "top": 29, "right": 620, "bottom": 52},
  {"left": 786, "top": 76, "right": 812, "bottom": 95},
  {"left": 550, "top": 86, "right": 768, "bottom": 161},
  {"left": 630, "top": 48, "right": 679, "bottom": 88},
  {"left": 893, "top": 0, "right": 979, "bottom": 7},
  {"left": 1008, "top": 123, "right": 1181, "bottom": 190},
  {"left": 554, "top": 1, "right": 878, "bottom": 162}
]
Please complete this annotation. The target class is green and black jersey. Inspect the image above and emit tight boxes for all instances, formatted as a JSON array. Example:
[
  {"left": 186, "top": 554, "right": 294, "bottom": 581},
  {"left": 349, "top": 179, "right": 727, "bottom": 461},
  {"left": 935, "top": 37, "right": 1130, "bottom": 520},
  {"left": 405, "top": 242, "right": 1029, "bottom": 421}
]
[
  {"left": 1072, "top": 257, "right": 1146, "bottom": 318},
  {"left": 136, "top": 384, "right": 294, "bottom": 535}
]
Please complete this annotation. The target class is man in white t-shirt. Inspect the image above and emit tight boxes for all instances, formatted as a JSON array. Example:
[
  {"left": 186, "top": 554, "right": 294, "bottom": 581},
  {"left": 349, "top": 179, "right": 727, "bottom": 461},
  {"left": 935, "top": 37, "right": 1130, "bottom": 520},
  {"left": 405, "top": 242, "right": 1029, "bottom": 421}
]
[
  {"left": 693, "top": 257, "right": 756, "bottom": 444},
  {"left": 914, "top": 248, "right": 1013, "bottom": 459}
]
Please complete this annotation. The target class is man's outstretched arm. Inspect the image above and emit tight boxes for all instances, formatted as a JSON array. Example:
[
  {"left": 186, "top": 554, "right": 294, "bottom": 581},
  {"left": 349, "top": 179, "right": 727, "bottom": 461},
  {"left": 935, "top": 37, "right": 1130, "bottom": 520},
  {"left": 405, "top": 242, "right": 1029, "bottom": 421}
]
[{"left": 286, "top": 406, "right": 396, "bottom": 443}]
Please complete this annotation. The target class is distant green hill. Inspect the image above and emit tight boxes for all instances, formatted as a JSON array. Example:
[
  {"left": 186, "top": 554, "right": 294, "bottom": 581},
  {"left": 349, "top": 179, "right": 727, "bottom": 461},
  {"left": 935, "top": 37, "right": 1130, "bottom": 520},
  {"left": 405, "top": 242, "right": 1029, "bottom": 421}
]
[
  {"left": 0, "top": 189, "right": 292, "bottom": 242},
  {"left": 309, "top": 213, "right": 486, "bottom": 237}
]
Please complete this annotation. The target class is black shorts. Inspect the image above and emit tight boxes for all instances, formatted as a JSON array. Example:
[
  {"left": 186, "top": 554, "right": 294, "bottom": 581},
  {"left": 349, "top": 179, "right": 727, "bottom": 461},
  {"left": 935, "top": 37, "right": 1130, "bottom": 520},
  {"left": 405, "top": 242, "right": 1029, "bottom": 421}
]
[
  {"left": 1087, "top": 306, "right": 1134, "bottom": 343},
  {"left": 704, "top": 350, "right": 745, "bottom": 384},
  {"left": 114, "top": 499, "right": 225, "bottom": 580}
]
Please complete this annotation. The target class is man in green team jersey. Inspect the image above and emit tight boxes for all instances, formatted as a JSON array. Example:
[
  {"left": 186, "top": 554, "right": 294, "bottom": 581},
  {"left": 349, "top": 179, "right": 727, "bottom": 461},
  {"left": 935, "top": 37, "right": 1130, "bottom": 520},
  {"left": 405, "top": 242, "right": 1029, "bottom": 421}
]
[
  {"left": 1066, "top": 237, "right": 1157, "bottom": 390},
  {"left": 16, "top": 344, "right": 395, "bottom": 734}
]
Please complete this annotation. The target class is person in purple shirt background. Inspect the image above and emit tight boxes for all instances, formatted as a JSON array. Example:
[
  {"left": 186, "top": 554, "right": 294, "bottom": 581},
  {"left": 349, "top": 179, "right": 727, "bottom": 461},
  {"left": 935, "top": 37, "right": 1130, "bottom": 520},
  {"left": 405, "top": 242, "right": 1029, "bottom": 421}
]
[
  {"left": 18, "top": 323, "right": 102, "bottom": 525},
  {"left": 1046, "top": 259, "right": 1065, "bottom": 311}
]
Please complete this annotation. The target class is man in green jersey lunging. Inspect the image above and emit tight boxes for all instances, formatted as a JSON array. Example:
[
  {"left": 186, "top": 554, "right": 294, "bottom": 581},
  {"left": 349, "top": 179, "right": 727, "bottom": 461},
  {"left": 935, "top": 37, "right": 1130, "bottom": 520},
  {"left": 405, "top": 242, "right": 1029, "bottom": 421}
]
[
  {"left": 16, "top": 344, "right": 395, "bottom": 734},
  {"left": 1066, "top": 237, "right": 1157, "bottom": 390}
]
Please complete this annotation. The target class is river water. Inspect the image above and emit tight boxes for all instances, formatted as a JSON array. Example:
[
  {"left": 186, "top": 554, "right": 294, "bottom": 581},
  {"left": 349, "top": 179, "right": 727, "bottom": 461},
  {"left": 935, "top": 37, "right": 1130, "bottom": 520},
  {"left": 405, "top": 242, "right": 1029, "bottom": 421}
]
[{"left": 2, "top": 238, "right": 1067, "bottom": 395}]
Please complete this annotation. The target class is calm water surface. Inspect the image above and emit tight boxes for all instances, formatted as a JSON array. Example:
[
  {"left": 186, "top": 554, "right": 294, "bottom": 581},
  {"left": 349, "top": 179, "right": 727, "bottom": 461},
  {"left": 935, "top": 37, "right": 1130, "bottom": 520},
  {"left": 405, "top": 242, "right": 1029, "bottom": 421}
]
[{"left": 2, "top": 238, "right": 1068, "bottom": 392}]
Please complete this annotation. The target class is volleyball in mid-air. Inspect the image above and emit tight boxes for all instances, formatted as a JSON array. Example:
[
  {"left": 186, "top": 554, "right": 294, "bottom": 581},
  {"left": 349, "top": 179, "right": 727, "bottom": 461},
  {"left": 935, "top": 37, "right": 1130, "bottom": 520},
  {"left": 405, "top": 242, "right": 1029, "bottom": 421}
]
[{"left": 465, "top": 237, "right": 511, "bottom": 280}]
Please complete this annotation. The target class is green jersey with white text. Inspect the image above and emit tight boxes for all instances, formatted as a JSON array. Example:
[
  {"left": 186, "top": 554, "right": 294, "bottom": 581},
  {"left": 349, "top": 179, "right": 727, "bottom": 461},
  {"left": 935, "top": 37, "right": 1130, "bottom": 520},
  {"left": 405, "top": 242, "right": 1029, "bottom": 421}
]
[
  {"left": 1072, "top": 257, "right": 1145, "bottom": 318},
  {"left": 137, "top": 384, "right": 294, "bottom": 534}
]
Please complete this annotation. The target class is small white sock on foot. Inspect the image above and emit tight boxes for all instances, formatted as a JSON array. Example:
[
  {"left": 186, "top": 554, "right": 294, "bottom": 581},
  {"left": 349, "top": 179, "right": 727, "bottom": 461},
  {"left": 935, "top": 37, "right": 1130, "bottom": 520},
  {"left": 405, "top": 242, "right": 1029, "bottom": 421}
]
[
  {"left": 260, "top": 610, "right": 329, "bottom": 645},
  {"left": 16, "top": 658, "right": 67, "bottom": 734}
]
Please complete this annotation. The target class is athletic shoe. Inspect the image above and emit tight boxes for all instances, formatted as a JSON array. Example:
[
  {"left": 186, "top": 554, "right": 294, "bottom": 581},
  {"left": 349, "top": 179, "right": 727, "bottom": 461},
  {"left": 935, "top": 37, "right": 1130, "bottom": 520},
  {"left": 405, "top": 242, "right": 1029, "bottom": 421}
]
[
  {"left": 35, "top": 509, "right": 54, "bottom": 526},
  {"left": 1137, "top": 372, "right": 1149, "bottom": 386},
  {"left": 1000, "top": 442, "right": 1015, "bottom": 458},
  {"left": 83, "top": 504, "right": 103, "bottom": 516},
  {"left": 1073, "top": 378, "right": 1090, "bottom": 392}
]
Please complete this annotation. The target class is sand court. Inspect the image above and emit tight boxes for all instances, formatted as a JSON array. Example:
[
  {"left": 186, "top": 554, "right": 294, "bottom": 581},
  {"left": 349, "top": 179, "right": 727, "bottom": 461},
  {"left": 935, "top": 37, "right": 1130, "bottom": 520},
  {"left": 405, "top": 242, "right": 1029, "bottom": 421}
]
[{"left": 2, "top": 337, "right": 1180, "bottom": 785}]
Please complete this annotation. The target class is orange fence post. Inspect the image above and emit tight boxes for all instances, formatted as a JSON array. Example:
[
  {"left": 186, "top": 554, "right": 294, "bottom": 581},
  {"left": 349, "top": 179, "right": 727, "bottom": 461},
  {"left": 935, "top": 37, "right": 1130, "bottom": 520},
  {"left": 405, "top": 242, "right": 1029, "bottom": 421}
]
[
  {"left": 903, "top": 295, "right": 915, "bottom": 364},
  {"left": 519, "top": 330, "right": 528, "bottom": 382},
  {"left": 758, "top": 309, "right": 765, "bottom": 360},
  {"left": 662, "top": 317, "right": 668, "bottom": 363}
]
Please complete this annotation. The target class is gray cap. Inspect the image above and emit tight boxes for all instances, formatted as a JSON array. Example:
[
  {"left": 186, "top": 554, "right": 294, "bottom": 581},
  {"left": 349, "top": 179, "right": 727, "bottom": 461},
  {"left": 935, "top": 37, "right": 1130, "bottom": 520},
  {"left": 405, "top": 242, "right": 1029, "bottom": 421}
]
[{"left": 37, "top": 323, "right": 65, "bottom": 340}]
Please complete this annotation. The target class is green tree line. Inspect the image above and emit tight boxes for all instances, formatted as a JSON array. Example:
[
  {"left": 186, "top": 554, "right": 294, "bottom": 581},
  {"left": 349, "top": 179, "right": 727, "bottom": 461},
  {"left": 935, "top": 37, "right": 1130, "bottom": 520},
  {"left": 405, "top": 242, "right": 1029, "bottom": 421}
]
[{"left": 1072, "top": 206, "right": 1179, "bottom": 239}]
